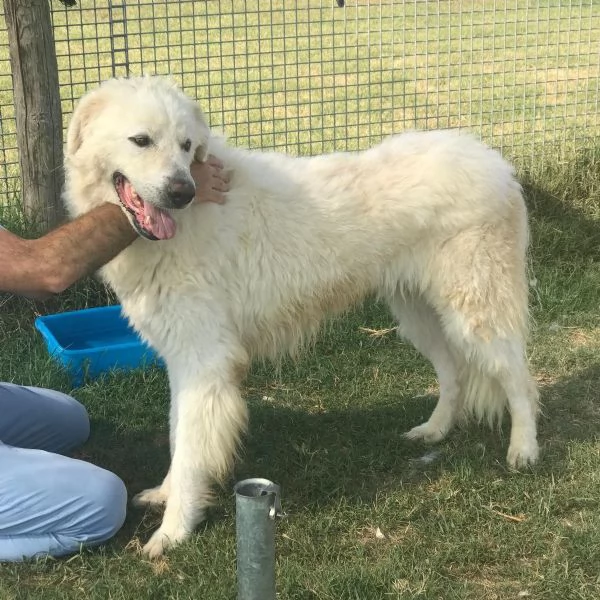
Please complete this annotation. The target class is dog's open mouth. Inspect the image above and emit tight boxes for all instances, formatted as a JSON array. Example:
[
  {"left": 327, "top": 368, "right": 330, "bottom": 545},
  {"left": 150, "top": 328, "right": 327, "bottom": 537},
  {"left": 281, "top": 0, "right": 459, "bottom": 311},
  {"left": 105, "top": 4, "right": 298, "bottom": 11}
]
[{"left": 113, "top": 172, "right": 176, "bottom": 241}]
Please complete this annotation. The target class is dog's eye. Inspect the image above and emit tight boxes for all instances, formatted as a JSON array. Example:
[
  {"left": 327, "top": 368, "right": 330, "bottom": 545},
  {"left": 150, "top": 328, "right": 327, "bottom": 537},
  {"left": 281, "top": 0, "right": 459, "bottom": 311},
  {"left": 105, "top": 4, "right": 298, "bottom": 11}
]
[
  {"left": 181, "top": 139, "right": 191, "bottom": 152},
  {"left": 129, "top": 135, "right": 152, "bottom": 148}
]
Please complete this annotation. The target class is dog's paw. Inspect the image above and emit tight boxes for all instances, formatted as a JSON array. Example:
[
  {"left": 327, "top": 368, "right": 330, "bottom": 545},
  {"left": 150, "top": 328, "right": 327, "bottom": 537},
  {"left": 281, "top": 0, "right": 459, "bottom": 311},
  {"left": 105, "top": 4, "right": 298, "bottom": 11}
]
[
  {"left": 507, "top": 437, "right": 539, "bottom": 470},
  {"left": 403, "top": 421, "right": 447, "bottom": 444},
  {"left": 132, "top": 486, "right": 168, "bottom": 509},
  {"left": 142, "top": 527, "right": 188, "bottom": 559}
]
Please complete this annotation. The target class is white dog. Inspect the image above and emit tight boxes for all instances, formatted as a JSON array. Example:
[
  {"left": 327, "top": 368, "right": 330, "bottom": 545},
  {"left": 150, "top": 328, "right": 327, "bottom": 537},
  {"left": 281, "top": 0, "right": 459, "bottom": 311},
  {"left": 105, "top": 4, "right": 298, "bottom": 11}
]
[{"left": 63, "top": 76, "right": 539, "bottom": 557}]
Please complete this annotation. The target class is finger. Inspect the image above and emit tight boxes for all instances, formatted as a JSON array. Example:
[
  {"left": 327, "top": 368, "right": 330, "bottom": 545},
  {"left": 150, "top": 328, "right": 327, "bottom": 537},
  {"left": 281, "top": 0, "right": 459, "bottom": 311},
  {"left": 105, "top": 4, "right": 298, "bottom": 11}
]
[
  {"left": 213, "top": 178, "right": 229, "bottom": 191},
  {"left": 208, "top": 192, "right": 226, "bottom": 204},
  {"left": 195, "top": 190, "right": 225, "bottom": 205},
  {"left": 205, "top": 155, "right": 224, "bottom": 169}
]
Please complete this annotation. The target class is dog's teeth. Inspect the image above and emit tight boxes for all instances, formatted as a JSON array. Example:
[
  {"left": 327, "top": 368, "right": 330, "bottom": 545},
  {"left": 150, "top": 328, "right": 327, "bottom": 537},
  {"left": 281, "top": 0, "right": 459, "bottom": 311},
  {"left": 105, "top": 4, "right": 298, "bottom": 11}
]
[{"left": 145, "top": 215, "right": 152, "bottom": 226}]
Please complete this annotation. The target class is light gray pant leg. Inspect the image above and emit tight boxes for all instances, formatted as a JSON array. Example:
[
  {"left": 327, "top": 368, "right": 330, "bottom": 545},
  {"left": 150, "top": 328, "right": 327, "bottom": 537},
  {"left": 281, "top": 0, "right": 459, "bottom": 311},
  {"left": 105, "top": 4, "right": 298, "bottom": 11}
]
[
  {"left": 0, "top": 445, "right": 127, "bottom": 561},
  {"left": 0, "top": 382, "right": 90, "bottom": 453},
  {"left": 0, "top": 383, "right": 126, "bottom": 561}
]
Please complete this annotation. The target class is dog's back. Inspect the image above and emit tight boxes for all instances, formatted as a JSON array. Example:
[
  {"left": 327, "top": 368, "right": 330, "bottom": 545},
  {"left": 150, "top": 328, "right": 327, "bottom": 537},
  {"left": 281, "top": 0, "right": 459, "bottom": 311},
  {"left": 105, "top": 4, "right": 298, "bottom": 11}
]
[{"left": 111, "top": 128, "right": 525, "bottom": 352}]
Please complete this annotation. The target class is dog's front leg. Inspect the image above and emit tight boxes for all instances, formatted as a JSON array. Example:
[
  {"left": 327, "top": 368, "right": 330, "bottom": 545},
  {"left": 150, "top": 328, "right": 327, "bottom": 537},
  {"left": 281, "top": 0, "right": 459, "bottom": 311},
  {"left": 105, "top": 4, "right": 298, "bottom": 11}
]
[
  {"left": 142, "top": 353, "right": 249, "bottom": 558},
  {"left": 132, "top": 370, "right": 181, "bottom": 509}
]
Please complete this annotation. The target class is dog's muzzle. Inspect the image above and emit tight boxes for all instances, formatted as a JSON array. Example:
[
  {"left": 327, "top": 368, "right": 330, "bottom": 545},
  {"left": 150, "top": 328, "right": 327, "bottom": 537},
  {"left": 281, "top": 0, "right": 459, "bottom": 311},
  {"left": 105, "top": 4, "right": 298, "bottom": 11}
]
[{"left": 165, "top": 177, "right": 196, "bottom": 209}]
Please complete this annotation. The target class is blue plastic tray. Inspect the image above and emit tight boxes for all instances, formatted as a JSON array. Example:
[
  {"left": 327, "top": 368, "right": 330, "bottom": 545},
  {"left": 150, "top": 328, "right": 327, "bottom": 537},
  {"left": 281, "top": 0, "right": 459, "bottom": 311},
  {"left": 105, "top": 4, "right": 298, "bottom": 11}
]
[{"left": 35, "top": 305, "right": 161, "bottom": 386}]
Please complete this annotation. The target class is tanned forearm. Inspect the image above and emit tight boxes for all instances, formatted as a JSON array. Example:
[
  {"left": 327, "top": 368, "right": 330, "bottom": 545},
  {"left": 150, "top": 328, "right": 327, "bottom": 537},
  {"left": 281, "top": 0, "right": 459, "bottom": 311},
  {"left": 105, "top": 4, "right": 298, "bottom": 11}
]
[
  {"left": 0, "top": 156, "right": 229, "bottom": 300},
  {"left": 0, "top": 204, "right": 136, "bottom": 298}
]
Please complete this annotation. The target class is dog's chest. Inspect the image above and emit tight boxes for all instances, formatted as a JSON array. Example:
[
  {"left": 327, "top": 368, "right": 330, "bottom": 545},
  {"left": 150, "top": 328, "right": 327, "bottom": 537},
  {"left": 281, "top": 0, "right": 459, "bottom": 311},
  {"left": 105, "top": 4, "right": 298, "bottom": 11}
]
[{"left": 102, "top": 244, "right": 183, "bottom": 317}]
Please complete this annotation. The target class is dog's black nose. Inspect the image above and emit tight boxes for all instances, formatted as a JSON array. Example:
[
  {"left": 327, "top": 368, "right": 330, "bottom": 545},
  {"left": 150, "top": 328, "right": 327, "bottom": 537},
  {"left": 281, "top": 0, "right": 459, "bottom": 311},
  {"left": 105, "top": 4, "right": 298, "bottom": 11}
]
[{"left": 167, "top": 178, "right": 195, "bottom": 208}]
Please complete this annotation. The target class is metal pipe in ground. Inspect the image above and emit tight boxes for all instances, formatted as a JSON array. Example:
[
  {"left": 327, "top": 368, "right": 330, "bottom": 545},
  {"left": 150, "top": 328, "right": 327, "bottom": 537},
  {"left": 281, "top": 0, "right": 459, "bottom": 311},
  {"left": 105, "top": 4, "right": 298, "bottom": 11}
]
[{"left": 234, "top": 478, "right": 283, "bottom": 600}]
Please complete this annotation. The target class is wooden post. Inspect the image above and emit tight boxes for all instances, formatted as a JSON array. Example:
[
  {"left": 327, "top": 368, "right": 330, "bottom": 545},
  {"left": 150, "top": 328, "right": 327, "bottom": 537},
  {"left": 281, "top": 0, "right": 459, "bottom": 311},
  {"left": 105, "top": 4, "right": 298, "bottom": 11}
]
[{"left": 4, "top": 0, "right": 64, "bottom": 231}]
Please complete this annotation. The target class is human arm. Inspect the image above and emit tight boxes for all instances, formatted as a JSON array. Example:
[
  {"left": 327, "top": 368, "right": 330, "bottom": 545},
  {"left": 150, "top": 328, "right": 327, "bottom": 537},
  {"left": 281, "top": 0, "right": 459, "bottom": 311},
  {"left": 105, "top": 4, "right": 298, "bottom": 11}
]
[
  {"left": 0, "top": 204, "right": 136, "bottom": 298},
  {"left": 0, "top": 155, "right": 229, "bottom": 299}
]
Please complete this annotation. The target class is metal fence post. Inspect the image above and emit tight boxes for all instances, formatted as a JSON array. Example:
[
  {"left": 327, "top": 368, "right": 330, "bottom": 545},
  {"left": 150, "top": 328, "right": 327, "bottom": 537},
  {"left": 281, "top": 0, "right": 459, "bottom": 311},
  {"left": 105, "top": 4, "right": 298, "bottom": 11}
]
[{"left": 234, "top": 478, "right": 284, "bottom": 600}]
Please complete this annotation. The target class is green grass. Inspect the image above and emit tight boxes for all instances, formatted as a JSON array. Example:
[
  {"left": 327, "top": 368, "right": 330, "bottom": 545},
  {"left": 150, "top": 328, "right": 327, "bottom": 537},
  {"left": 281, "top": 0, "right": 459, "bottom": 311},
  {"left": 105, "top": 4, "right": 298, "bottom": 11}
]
[{"left": 0, "top": 148, "right": 599, "bottom": 599}]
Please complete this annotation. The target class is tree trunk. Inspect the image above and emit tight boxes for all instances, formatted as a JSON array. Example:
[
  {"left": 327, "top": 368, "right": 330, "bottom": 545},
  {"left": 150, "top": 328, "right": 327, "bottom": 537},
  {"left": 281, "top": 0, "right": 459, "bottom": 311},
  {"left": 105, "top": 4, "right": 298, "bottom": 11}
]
[{"left": 4, "top": 0, "right": 64, "bottom": 231}]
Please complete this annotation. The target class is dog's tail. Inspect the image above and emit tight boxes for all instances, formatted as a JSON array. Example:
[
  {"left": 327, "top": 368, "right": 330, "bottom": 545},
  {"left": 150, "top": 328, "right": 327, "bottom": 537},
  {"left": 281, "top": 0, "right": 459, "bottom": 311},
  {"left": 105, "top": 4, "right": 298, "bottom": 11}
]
[
  {"left": 459, "top": 361, "right": 540, "bottom": 429},
  {"left": 460, "top": 365, "right": 505, "bottom": 428}
]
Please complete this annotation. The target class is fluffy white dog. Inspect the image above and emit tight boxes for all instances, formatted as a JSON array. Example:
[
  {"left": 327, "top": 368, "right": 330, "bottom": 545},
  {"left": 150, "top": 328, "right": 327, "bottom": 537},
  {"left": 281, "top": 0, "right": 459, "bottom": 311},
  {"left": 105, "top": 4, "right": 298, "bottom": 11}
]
[{"left": 63, "top": 76, "right": 539, "bottom": 557}]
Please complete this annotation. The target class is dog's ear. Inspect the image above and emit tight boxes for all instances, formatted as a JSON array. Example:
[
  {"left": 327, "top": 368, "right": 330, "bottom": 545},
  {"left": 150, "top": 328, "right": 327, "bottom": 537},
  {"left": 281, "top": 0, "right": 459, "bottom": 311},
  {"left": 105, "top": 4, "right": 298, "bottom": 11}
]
[
  {"left": 194, "top": 143, "right": 209, "bottom": 163},
  {"left": 66, "top": 92, "right": 106, "bottom": 156},
  {"left": 191, "top": 102, "right": 211, "bottom": 163}
]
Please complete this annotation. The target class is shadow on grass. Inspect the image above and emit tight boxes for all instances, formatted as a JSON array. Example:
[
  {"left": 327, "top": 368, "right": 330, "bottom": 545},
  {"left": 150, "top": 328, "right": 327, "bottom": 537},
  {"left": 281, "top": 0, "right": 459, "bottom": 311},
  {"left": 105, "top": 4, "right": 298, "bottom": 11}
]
[
  {"left": 537, "top": 362, "right": 600, "bottom": 459},
  {"left": 83, "top": 393, "right": 444, "bottom": 544},
  {"left": 77, "top": 352, "right": 600, "bottom": 554},
  {"left": 521, "top": 145, "right": 599, "bottom": 325}
]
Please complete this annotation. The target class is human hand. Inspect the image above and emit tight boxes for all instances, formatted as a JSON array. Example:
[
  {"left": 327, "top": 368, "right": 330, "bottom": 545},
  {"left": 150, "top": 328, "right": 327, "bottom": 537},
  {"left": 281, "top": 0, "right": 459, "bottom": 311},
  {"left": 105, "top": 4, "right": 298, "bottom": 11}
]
[{"left": 191, "top": 155, "right": 230, "bottom": 205}]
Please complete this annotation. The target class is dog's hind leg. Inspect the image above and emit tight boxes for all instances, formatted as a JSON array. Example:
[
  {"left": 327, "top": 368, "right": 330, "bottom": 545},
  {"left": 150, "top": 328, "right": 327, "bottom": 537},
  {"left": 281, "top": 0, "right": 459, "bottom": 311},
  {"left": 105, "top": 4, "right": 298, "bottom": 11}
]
[
  {"left": 502, "top": 360, "right": 540, "bottom": 469},
  {"left": 462, "top": 334, "right": 539, "bottom": 469},
  {"left": 388, "top": 292, "right": 462, "bottom": 443},
  {"left": 396, "top": 290, "right": 539, "bottom": 467},
  {"left": 423, "top": 226, "right": 539, "bottom": 468},
  {"left": 142, "top": 347, "right": 249, "bottom": 558}
]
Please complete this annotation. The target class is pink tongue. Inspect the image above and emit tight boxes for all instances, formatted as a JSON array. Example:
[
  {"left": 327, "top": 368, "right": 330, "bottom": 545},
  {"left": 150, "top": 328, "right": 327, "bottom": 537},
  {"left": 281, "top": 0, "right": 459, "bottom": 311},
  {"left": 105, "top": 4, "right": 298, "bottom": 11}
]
[{"left": 144, "top": 201, "right": 176, "bottom": 240}]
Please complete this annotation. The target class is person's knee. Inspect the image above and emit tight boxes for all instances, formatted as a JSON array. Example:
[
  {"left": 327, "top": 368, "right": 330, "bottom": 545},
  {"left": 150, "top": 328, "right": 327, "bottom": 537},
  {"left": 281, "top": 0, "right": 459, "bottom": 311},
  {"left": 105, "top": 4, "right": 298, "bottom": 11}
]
[
  {"left": 0, "top": 449, "right": 128, "bottom": 560},
  {"left": 60, "top": 395, "right": 90, "bottom": 451},
  {"left": 57, "top": 464, "right": 128, "bottom": 549},
  {"left": 38, "top": 388, "right": 91, "bottom": 452},
  {"left": 82, "top": 468, "right": 128, "bottom": 544},
  {"left": 0, "top": 383, "right": 90, "bottom": 453}
]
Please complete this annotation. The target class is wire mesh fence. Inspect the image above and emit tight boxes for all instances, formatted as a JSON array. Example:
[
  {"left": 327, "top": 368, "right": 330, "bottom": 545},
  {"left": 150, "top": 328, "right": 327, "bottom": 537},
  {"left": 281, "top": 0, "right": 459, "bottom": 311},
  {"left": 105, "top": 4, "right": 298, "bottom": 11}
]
[{"left": 0, "top": 1, "right": 598, "bottom": 205}]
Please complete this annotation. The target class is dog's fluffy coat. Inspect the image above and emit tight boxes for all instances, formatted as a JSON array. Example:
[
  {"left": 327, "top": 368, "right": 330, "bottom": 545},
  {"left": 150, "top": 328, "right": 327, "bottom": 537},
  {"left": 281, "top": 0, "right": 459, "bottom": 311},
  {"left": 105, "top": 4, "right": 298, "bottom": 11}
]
[{"left": 64, "top": 76, "right": 539, "bottom": 557}]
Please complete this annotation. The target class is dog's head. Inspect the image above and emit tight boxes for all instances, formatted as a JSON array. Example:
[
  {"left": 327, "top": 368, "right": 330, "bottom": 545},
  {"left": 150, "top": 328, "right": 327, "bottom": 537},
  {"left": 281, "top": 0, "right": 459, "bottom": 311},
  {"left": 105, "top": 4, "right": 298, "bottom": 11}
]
[{"left": 65, "top": 76, "right": 210, "bottom": 240}]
